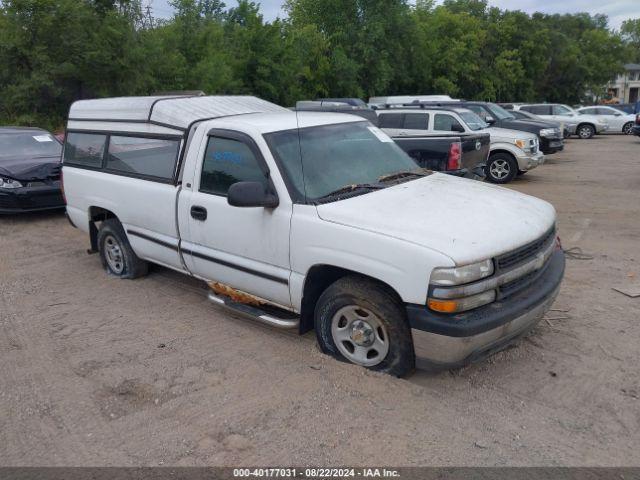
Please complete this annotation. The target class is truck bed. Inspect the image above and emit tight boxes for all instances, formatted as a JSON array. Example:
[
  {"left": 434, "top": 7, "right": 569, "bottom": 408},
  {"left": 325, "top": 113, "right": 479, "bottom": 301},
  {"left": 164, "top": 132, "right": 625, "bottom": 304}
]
[{"left": 391, "top": 132, "right": 490, "bottom": 179}]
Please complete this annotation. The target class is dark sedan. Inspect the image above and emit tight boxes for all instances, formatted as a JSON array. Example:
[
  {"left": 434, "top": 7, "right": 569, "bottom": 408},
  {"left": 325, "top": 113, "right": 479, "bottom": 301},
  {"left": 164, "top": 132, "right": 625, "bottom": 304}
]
[{"left": 0, "top": 127, "right": 64, "bottom": 213}]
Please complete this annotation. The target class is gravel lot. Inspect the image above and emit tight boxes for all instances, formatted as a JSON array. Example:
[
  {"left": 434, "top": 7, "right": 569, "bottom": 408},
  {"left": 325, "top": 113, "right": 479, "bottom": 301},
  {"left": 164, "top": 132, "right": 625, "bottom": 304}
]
[{"left": 1, "top": 134, "right": 639, "bottom": 467}]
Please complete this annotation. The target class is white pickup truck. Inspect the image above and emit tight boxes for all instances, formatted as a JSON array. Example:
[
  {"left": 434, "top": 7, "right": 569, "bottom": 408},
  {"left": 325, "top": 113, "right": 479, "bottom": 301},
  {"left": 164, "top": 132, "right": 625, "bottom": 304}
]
[{"left": 63, "top": 95, "right": 565, "bottom": 376}]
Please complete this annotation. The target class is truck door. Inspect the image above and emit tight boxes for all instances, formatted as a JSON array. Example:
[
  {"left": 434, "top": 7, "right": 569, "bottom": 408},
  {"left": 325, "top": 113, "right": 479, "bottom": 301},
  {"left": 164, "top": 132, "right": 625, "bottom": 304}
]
[{"left": 180, "top": 130, "right": 292, "bottom": 308}]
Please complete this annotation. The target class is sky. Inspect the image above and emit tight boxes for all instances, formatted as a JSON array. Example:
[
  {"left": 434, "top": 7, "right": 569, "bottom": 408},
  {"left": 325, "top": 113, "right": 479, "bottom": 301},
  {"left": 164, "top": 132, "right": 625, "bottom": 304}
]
[{"left": 150, "top": 0, "right": 640, "bottom": 30}]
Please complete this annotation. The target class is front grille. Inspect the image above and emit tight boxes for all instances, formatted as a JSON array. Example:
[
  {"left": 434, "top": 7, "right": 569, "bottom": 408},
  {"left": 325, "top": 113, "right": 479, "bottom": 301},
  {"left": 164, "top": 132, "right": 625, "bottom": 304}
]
[
  {"left": 496, "top": 227, "right": 555, "bottom": 271},
  {"left": 500, "top": 269, "right": 538, "bottom": 297}
]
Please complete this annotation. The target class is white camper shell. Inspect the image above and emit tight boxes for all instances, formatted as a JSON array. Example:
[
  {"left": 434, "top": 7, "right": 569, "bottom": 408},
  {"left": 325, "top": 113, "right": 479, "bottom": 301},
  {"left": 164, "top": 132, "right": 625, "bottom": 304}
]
[{"left": 63, "top": 95, "right": 564, "bottom": 377}]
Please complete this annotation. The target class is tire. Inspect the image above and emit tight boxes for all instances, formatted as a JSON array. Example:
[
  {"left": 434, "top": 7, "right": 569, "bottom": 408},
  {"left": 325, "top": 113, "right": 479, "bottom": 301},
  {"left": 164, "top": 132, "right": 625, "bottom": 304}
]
[
  {"left": 314, "top": 275, "right": 415, "bottom": 377},
  {"left": 576, "top": 123, "right": 595, "bottom": 139},
  {"left": 97, "top": 218, "right": 148, "bottom": 278},
  {"left": 485, "top": 153, "right": 518, "bottom": 184},
  {"left": 563, "top": 128, "right": 571, "bottom": 139},
  {"left": 623, "top": 122, "right": 634, "bottom": 135}
]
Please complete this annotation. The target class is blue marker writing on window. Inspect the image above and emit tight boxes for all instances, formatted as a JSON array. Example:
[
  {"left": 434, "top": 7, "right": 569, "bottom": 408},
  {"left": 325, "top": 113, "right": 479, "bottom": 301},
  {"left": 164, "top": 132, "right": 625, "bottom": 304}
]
[{"left": 212, "top": 151, "right": 244, "bottom": 164}]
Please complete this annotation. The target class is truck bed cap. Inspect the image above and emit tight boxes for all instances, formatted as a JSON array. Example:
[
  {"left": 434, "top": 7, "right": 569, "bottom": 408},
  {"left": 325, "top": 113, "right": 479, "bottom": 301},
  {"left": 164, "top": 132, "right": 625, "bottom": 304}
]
[{"left": 68, "top": 95, "right": 288, "bottom": 131}]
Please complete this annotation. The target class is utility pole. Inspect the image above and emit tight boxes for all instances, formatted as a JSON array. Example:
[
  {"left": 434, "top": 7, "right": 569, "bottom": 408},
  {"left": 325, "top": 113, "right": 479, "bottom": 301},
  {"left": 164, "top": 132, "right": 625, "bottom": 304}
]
[{"left": 143, "top": 2, "right": 154, "bottom": 29}]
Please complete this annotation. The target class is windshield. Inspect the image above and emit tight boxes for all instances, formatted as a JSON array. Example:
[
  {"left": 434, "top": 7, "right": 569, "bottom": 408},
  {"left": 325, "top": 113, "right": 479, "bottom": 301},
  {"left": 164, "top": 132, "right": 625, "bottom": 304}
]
[
  {"left": 486, "top": 103, "right": 515, "bottom": 120},
  {"left": 0, "top": 132, "right": 62, "bottom": 158},
  {"left": 556, "top": 105, "right": 574, "bottom": 115},
  {"left": 458, "top": 111, "right": 489, "bottom": 130},
  {"left": 265, "top": 122, "right": 420, "bottom": 203}
]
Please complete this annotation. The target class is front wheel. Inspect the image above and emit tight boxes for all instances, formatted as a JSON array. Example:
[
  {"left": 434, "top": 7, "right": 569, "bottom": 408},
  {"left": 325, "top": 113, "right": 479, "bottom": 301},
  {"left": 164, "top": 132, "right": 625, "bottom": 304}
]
[
  {"left": 577, "top": 124, "right": 595, "bottom": 139},
  {"left": 314, "top": 276, "right": 415, "bottom": 377},
  {"left": 485, "top": 153, "right": 517, "bottom": 184},
  {"left": 623, "top": 122, "right": 634, "bottom": 135}
]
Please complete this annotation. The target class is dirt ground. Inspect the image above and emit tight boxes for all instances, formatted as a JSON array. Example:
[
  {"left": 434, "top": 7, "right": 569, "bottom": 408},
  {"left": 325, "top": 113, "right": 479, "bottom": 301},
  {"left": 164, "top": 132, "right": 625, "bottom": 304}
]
[{"left": 1, "top": 134, "right": 639, "bottom": 467}]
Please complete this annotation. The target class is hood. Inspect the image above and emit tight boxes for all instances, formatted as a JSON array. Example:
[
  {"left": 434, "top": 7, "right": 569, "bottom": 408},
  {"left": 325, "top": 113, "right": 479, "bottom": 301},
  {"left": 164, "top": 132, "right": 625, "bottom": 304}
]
[
  {"left": 316, "top": 173, "right": 556, "bottom": 265},
  {"left": 499, "top": 118, "right": 559, "bottom": 131},
  {"left": 0, "top": 154, "right": 62, "bottom": 181},
  {"left": 483, "top": 126, "right": 537, "bottom": 142}
]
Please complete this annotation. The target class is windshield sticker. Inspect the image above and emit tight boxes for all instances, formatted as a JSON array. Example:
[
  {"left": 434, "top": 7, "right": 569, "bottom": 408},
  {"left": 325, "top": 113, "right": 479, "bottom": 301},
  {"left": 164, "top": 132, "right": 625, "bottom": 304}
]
[
  {"left": 367, "top": 126, "right": 393, "bottom": 143},
  {"left": 33, "top": 135, "right": 53, "bottom": 142}
]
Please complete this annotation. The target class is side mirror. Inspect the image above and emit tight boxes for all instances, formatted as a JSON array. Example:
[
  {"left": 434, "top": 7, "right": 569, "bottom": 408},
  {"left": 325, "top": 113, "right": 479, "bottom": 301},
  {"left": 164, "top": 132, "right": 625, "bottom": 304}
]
[
  {"left": 227, "top": 181, "right": 279, "bottom": 208},
  {"left": 452, "top": 124, "right": 465, "bottom": 133},
  {"left": 485, "top": 115, "right": 495, "bottom": 124},
  {"left": 614, "top": 112, "right": 622, "bottom": 116}
]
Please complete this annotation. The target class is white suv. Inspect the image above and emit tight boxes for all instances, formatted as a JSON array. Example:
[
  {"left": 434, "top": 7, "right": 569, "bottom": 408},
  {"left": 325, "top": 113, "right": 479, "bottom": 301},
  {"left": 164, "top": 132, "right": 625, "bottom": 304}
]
[{"left": 377, "top": 106, "right": 543, "bottom": 184}]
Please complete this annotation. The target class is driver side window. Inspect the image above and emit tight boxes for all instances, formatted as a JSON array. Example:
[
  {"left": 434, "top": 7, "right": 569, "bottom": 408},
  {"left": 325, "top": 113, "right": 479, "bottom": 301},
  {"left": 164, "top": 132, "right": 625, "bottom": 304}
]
[
  {"left": 434, "top": 114, "right": 464, "bottom": 132},
  {"left": 200, "top": 136, "right": 268, "bottom": 196}
]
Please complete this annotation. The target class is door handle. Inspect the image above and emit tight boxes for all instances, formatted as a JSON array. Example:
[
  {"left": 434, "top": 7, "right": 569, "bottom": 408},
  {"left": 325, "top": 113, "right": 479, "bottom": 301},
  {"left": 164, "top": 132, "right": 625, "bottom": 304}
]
[{"left": 190, "top": 205, "right": 207, "bottom": 221}]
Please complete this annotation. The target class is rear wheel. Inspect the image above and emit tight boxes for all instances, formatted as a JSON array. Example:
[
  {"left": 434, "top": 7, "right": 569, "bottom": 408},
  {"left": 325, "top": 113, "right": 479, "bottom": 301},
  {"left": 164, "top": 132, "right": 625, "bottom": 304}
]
[
  {"left": 577, "top": 124, "right": 595, "bottom": 139},
  {"left": 623, "top": 122, "right": 634, "bottom": 135},
  {"left": 485, "top": 153, "right": 517, "bottom": 184},
  {"left": 97, "top": 218, "right": 148, "bottom": 278},
  {"left": 314, "top": 276, "right": 414, "bottom": 377}
]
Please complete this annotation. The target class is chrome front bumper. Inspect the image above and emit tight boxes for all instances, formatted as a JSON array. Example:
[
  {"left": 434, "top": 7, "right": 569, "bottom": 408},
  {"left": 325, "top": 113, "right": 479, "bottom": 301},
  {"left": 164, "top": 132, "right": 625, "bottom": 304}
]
[
  {"left": 518, "top": 150, "right": 545, "bottom": 171},
  {"left": 412, "top": 285, "right": 559, "bottom": 369}
]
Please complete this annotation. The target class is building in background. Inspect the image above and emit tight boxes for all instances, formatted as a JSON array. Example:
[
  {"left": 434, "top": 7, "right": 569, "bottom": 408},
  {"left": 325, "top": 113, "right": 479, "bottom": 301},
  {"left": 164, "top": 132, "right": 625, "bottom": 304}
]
[{"left": 608, "top": 64, "right": 640, "bottom": 103}]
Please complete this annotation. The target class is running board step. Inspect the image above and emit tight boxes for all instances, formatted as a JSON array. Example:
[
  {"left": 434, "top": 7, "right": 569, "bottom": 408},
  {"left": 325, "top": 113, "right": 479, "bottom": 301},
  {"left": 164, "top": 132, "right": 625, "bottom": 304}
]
[{"left": 207, "top": 291, "right": 299, "bottom": 329}]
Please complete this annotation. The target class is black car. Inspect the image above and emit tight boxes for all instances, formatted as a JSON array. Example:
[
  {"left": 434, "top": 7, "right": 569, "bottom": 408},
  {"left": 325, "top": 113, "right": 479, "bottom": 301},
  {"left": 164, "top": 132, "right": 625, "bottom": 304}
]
[
  {"left": 633, "top": 114, "right": 640, "bottom": 137},
  {"left": 425, "top": 101, "right": 564, "bottom": 154},
  {"left": 510, "top": 109, "right": 570, "bottom": 139},
  {"left": 0, "top": 127, "right": 64, "bottom": 213}
]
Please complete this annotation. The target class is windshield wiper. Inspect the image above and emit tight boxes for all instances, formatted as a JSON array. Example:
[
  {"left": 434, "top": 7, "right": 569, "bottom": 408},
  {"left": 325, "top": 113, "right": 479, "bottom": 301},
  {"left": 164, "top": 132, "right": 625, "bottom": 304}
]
[
  {"left": 378, "top": 169, "right": 429, "bottom": 183},
  {"left": 314, "top": 183, "right": 383, "bottom": 203}
]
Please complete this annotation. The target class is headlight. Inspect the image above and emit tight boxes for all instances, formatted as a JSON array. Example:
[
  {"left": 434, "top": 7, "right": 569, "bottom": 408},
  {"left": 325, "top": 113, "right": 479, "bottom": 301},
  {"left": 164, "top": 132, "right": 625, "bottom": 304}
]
[
  {"left": 539, "top": 128, "right": 556, "bottom": 137},
  {"left": 430, "top": 259, "right": 494, "bottom": 286},
  {"left": 515, "top": 139, "right": 527, "bottom": 149},
  {"left": 0, "top": 177, "right": 23, "bottom": 189}
]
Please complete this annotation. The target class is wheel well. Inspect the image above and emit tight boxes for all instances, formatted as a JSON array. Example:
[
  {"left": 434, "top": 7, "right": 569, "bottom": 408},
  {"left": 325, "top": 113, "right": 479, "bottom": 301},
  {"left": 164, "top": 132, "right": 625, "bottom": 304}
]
[
  {"left": 623, "top": 121, "right": 633, "bottom": 131},
  {"left": 489, "top": 149, "right": 516, "bottom": 161},
  {"left": 88, "top": 207, "right": 118, "bottom": 253},
  {"left": 576, "top": 122, "right": 594, "bottom": 130},
  {"left": 89, "top": 206, "right": 117, "bottom": 222},
  {"left": 298, "top": 265, "right": 403, "bottom": 334}
]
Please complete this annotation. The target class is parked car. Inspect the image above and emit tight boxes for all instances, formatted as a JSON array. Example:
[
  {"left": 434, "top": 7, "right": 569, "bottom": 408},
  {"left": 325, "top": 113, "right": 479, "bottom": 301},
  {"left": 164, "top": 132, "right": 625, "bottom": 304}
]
[
  {"left": 296, "top": 101, "right": 489, "bottom": 179},
  {"left": 633, "top": 113, "right": 640, "bottom": 137},
  {"left": 368, "top": 95, "right": 456, "bottom": 108},
  {"left": 294, "top": 100, "right": 379, "bottom": 123},
  {"left": 514, "top": 104, "right": 608, "bottom": 139},
  {"left": 506, "top": 108, "right": 574, "bottom": 139},
  {"left": 611, "top": 101, "right": 640, "bottom": 115},
  {"left": 316, "top": 98, "right": 369, "bottom": 108},
  {"left": 377, "top": 105, "right": 544, "bottom": 184},
  {"left": 424, "top": 101, "right": 564, "bottom": 155},
  {"left": 0, "top": 127, "right": 64, "bottom": 214},
  {"left": 63, "top": 95, "right": 565, "bottom": 376},
  {"left": 576, "top": 105, "right": 637, "bottom": 135}
]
